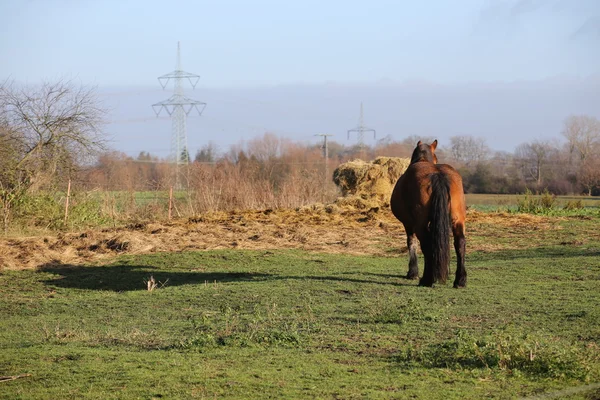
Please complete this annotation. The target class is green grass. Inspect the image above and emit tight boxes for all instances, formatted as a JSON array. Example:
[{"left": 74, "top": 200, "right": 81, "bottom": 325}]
[
  {"left": 466, "top": 193, "right": 600, "bottom": 214},
  {"left": 1, "top": 232, "right": 600, "bottom": 399}
]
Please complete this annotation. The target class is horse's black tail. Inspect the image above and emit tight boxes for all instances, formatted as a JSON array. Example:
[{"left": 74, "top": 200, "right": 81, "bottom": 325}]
[{"left": 429, "top": 172, "right": 451, "bottom": 284}]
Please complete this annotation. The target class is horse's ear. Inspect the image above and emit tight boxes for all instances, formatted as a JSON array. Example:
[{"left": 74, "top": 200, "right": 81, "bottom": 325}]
[
  {"left": 417, "top": 140, "right": 422, "bottom": 146},
  {"left": 431, "top": 140, "right": 438, "bottom": 150}
]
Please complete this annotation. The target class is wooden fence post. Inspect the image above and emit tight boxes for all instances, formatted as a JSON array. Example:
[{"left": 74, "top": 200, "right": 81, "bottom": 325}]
[
  {"left": 168, "top": 186, "right": 173, "bottom": 220},
  {"left": 64, "top": 179, "right": 71, "bottom": 225}
]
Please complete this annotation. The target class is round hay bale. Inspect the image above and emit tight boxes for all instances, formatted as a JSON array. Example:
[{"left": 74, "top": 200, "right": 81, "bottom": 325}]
[
  {"left": 332, "top": 159, "right": 373, "bottom": 196},
  {"left": 333, "top": 156, "right": 410, "bottom": 208},
  {"left": 372, "top": 156, "right": 411, "bottom": 184}
]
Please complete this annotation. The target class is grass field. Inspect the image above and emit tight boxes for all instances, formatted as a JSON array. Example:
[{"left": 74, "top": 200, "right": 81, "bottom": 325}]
[
  {"left": 465, "top": 193, "right": 600, "bottom": 213},
  {"left": 1, "top": 212, "right": 600, "bottom": 399}
]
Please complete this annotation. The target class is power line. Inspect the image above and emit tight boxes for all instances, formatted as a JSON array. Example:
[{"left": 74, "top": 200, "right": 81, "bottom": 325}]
[{"left": 107, "top": 116, "right": 171, "bottom": 124}]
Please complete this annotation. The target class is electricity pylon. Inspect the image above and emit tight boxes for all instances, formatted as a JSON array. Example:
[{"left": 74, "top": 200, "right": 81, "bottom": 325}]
[
  {"left": 347, "top": 102, "right": 376, "bottom": 148},
  {"left": 152, "top": 41, "right": 206, "bottom": 188}
]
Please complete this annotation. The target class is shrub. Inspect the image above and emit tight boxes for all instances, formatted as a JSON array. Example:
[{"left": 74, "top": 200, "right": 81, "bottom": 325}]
[
  {"left": 563, "top": 199, "right": 584, "bottom": 210},
  {"left": 10, "top": 190, "right": 107, "bottom": 231},
  {"left": 516, "top": 189, "right": 556, "bottom": 214},
  {"left": 12, "top": 191, "right": 63, "bottom": 229}
]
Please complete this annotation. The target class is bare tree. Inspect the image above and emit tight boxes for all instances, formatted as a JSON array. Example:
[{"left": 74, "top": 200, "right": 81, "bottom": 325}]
[
  {"left": 578, "top": 157, "right": 600, "bottom": 196},
  {"left": 401, "top": 134, "right": 436, "bottom": 148},
  {"left": 247, "top": 132, "right": 291, "bottom": 162},
  {"left": 514, "top": 140, "right": 556, "bottom": 186},
  {"left": 562, "top": 115, "right": 600, "bottom": 164},
  {"left": 0, "top": 79, "right": 106, "bottom": 232},
  {"left": 1, "top": 79, "right": 106, "bottom": 187},
  {"left": 449, "top": 135, "right": 490, "bottom": 166}
]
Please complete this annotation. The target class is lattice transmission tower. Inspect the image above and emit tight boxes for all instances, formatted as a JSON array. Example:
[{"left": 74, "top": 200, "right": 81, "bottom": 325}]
[
  {"left": 347, "top": 102, "right": 376, "bottom": 148},
  {"left": 152, "top": 42, "right": 206, "bottom": 188}
]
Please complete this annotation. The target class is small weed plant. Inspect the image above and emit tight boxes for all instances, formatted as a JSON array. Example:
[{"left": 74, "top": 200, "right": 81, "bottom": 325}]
[{"left": 397, "top": 330, "right": 593, "bottom": 379}]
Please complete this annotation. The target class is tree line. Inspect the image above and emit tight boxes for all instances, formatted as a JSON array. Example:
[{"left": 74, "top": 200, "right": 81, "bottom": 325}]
[
  {"left": 444, "top": 115, "right": 600, "bottom": 195},
  {"left": 88, "top": 116, "right": 600, "bottom": 197},
  {"left": 2, "top": 79, "right": 599, "bottom": 213}
]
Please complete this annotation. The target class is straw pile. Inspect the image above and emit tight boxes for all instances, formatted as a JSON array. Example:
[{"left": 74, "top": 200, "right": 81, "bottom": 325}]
[{"left": 333, "top": 156, "right": 410, "bottom": 209}]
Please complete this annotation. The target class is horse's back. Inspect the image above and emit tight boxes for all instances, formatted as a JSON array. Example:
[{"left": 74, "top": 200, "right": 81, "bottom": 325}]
[
  {"left": 390, "top": 162, "right": 465, "bottom": 225},
  {"left": 390, "top": 162, "right": 436, "bottom": 225}
]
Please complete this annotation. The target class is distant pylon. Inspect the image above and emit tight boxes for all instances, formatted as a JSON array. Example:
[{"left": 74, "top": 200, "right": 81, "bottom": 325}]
[
  {"left": 347, "top": 102, "right": 376, "bottom": 148},
  {"left": 152, "top": 42, "right": 206, "bottom": 188}
]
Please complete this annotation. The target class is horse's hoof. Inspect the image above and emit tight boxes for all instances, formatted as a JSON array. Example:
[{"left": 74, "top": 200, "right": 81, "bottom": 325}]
[
  {"left": 406, "top": 273, "right": 419, "bottom": 280},
  {"left": 418, "top": 278, "right": 434, "bottom": 287},
  {"left": 453, "top": 280, "right": 466, "bottom": 288}
]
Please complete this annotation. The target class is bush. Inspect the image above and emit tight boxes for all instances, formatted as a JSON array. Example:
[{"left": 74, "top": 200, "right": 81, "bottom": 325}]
[
  {"left": 12, "top": 192, "right": 63, "bottom": 229},
  {"left": 11, "top": 190, "right": 107, "bottom": 231},
  {"left": 563, "top": 199, "right": 584, "bottom": 210},
  {"left": 516, "top": 189, "right": 556, "bottom": 214}
]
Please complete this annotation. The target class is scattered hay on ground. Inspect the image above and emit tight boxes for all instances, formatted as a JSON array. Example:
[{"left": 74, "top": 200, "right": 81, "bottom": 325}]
[
  {"left": 334, "top": 196, "right": 381, "bottom": 211},
  {"left": 0, "top": 206, "right": 581, "bottom": 271},
  {"left": 0, "top": 207, "right": 404, "bottom": 270}
]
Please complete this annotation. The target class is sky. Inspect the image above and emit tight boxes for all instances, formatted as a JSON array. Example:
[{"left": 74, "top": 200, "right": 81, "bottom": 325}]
[{"left": 1, "top": 0, "right": 599, "bottom": 156}]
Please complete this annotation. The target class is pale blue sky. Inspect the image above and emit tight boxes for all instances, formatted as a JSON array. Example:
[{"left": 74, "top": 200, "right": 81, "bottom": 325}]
[
  {"left": 1, "top": 0, "right": 599, "bottom": 156},
  {"left": 1, "top": 0, "right": 598, "bottom": 87}
]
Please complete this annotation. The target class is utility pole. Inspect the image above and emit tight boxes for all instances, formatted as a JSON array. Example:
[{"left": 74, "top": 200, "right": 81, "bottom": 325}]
[
  {"left": 152, "top": 42, "right": 206, "bottom": 189},
  {"left": 347, "top": 102, "right": 376, "bottom": 156},
  {"left": 315, "top": 134, "right": 333, "bottom": 183}
]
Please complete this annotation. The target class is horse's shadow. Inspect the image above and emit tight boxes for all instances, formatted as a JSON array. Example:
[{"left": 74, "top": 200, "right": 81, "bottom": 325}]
[
  {"left": 38, "top": 263, "right": 271, "bottom": 292},
  {"left": 271, "top": 273, "right": 416, "bottom": 287},
  {"left": 38, "top": 263, "right": 416, "bottom": 292}
]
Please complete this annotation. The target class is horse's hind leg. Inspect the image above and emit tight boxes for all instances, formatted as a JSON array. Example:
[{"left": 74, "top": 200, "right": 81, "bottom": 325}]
[
  {"left": 418, "top": 236, "right": 434, "bottom": 287},
  {"left": 406, "top": 232, "right": 419, "bottom": 280},
  {"left": 452, "top": 222, "right": 467, "bottom": 288}
]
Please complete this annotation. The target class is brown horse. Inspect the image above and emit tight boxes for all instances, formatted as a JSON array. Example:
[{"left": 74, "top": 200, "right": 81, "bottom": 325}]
[{"left": 390, "top": 140, "right": 467, "bottom": 288}]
